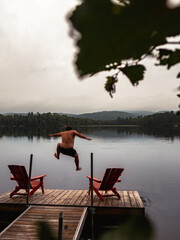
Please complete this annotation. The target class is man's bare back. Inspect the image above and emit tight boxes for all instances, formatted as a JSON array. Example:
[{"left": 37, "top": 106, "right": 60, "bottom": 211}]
[
  {"left": 49, "top": 127, "right": 92, "bottom": 171},
  {"left": 60, "top": 130, "right": 81, "bottom": 148}
]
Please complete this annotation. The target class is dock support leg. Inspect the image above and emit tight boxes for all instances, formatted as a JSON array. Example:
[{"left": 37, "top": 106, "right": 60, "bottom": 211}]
[
  {"left": 58, "top": 212, "right": 63, "bottom": 240},
  {"left": 26, "top": 154, "right": 33, "bottom": 206},
  {"left": 91, "top": 153, "right": 95, "bottom": 240}
]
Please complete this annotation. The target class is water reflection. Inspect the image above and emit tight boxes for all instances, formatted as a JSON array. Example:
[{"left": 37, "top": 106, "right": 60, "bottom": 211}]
[
  {"left": 0, "top": 127, "right": 180, "bottom": 240},
  {"left": 0, "top": 126, "right": 180, "bottom": 141}
]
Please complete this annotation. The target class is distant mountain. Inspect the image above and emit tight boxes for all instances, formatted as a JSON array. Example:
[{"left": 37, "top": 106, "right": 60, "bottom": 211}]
[
  {"left": 128, "top": 111, "right": 155, "bottom": 116},
  {"left": 77, "top": 111, "right": 135, "bottom": 120},
  {"left": 2, "top": 110, "right": 158, "bottom": 120},
  {"left": 3, "top": 113, "right": 28, "bottom": 116},
  {"left": 60, "top": 111, "right": 156, "bottom": 120},
  {"left": 66, "top": 111, "right": 135, "bottom": 120}
]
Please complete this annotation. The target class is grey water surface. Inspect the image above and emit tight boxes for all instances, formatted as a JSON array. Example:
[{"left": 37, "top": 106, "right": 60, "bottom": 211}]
[{"left": 0, "top": 127, "right": 180, "bottom": 240}]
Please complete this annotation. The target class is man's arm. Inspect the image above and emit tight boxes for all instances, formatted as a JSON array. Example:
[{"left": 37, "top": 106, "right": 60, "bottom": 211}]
[
  {"left": 49, "top": 132, "right": 61, "bottom": 137},
  {"left": 74, "top": 130, "right": 92, "bottom": 140}
]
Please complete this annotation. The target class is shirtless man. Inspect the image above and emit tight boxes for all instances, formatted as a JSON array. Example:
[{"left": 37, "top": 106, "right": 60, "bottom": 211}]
[{"left": 49, "top": 126, "right": 92, "bottom": 171}]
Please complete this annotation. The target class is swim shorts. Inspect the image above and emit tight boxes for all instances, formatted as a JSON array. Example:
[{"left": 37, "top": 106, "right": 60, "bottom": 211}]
[{"left": 58, "top": 145, "right": 77, "bottom": 157}]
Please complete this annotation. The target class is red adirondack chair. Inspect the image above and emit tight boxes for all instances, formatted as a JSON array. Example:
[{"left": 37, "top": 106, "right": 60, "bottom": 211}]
[
  {"left": 8, "top": 165, "right": 46, "bottom": 198},
  {"left": 87, "top": 168, "right": 124, "bottom": 201}
]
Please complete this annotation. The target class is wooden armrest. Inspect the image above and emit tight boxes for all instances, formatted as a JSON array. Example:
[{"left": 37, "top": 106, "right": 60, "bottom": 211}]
[
  {"left": 86, "top": 176, "right": 101, "bottom": 183},
  {"left": 31, "top": 175, "right": 46, "bottom": 181},
  {"left": 10, "top": 177, "right": 15, "bottom": 180}
]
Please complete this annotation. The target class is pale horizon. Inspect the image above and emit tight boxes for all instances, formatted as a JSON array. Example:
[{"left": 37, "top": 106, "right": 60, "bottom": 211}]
[{"left": 0, "top": 109, "right": 176, "bottom": 116}]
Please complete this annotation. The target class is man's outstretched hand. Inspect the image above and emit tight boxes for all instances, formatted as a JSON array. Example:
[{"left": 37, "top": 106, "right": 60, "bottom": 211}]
[{"left": 86, "top": 137, "right": 92, "bottom": 141}]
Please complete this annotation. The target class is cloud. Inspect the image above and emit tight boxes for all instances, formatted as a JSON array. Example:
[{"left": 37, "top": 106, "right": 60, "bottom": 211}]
[{"left": 0, "top": 0, "right": 179, "bottom": 114}]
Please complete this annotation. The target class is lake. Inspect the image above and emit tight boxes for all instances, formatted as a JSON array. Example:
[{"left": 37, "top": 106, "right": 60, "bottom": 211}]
[{"left": 0, "top": 127, "right": 180, "bottom": 240}]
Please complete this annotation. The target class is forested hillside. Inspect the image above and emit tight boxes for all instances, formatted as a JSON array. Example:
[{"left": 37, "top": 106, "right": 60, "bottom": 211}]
[
  {"left": 0, "top": 111, "right": 179, "bottom": 133},
  {"left": 76, "top": 111, "right": 134, "bottom": 120}
]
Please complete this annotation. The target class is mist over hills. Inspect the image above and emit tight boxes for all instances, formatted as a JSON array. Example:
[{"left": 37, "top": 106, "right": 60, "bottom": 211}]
[
  {"left": 3, "top": 110, "right": 157, "bottom": 120},
  {"left": 74, "top": 111, "right": 133, "bottom": 120},
  {"left": 59, "top": 110, "right": 155, "bottom": 120},
  {"left": 127, "top": 111, "right": 155, "bottom": 117}
]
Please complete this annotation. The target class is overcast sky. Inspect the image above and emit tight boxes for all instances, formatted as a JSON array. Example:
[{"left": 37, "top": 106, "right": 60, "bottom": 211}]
[{"left": 0, "top": 0, "right": 179, "bottom": 114}]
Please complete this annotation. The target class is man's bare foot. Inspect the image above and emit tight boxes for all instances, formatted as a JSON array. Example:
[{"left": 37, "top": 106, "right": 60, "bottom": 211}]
[
  {"left": 76, "top": 167, "right": 82, "bottom": 171},
  {"left": 54, "top": 153, "right": 59, "bottom": 159}
]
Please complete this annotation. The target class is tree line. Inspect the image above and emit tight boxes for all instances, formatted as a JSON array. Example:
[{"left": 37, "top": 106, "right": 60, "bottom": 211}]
[
  {"left": 0, "top": 111, "right": 179, "bottom": 136},
  {"left": 0, "top": 112, "right": 101, "bottom": 134}
]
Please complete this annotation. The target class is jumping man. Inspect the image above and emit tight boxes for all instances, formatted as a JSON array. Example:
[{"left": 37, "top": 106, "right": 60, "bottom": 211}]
[{"left": 49, "top": 126, "right": 92, "bottom": 171}]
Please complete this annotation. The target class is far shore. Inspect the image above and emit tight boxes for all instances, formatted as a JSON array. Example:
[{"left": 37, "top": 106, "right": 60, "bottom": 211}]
[{"left": 79, "top": 125, "right": 140, "bottom": 127}]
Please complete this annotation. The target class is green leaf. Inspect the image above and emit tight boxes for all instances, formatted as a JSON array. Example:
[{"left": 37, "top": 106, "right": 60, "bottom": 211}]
[
  {"left": 120, "top": 65, "right": 146, "bottom": 85},
  {"left": 159, "top": 49, "right": 172, "bottom": 57},
  {"left": 157, "top": 49, "right": 180, "bottom": 69},
  {"left": 68, "top": 0, "right": 180, "bottom": 77},
  {"left": 105, "top": 76, "right": 118, "bottom": 97},
  {"left": 68, "top": 0, "right": 180, "bottom": 110}
]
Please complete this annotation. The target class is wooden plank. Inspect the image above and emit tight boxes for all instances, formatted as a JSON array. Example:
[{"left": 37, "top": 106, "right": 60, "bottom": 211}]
[
  {"left": 103, "top": 196, "right": 111, "bottom": 207},
  {"left": 133, "top": 191, "right": 144, "bottom": 208},
  {"left": 54, "top": 190, "right": 70, "bottom": 205},
  {"left": 79, "top": 191, "right": 90, "bottom": 206},
  {"left": 50, "top": 190, "right": 69, "bottom": 205},
  {"left": 73, "top": 207, "right": 88, "bottom": 240},
  {"left": 86, "top": 191, "right": 98, "bottom": 206},
  {"left": 92, "top": 194, "right": 101, "bottom": 207},
  {"left": 67, "top": 190, "right": 83, "bottom": 205},
  {"left": 72, "top": 190, "right": 87, "bottom": 206},
  {"left": 39, "top": 189, "right": 60, "bottom": 204},
  {"left": 0, "top": 189, "right": 50, "bottom": 205},
  {"left": 61, "top": 190, "right": 76, "bottom": 205},
  {"left": 98, "top": 190, "right": 124, "bottom": 208},
  {"left": 118, "top": 191, "right": 125, "bottom": 207},
  {"left": 111, "top": 197, "right": 122, "bottom": 207},
  {"left": 0, "top": 189, "right": 145, "bottom": 239},
  {"left": 0, "top": 206, "right": 31, "bottom": 237},
  {"left": 0, "top": 192, "right": 10, "bottom": 201},
  {"left": 123, "top": 191, "right": 131, "bottom": 207},
  {"left": 2, "top": 194, "right": 26, "bottom": 205},
  {"left": 0, "top": 206, "right": 85, "bottom": 240},
  {"left": 40, "top": 189, "right": 63, "bottom": 205},
  {"left": 31, "top": 189, "right": 56, "bottom": 204},
  {"left": 129, "top": 191, "right": 138, "bottom": 207},
  {"left": 29, "top": 189, "right": 54, "bottom": 204},
  {"left": 0, "top": 189, "right": 144, "bottom": 210}
]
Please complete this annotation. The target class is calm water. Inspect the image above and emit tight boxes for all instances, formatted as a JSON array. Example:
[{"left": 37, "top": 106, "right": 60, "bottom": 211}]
[{"left": 0, "top": 127, "right": 180, "bottom": 240}]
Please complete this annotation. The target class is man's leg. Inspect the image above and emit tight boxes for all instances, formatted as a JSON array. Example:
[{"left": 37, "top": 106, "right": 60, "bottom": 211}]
[
  {"left": 54, "top": 143, "right": 60, "bottom": 159},
  {"left": 74, "top": 153, "right": 82, "bottom": 171}
]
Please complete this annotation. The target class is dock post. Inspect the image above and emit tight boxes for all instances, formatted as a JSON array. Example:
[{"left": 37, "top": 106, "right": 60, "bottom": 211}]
[
  {"left": 90, "top": 152, "right": 95, "bottom": 240},
  {"left": 91, "top": 152, "right": 93, "bottom": 209},
  {"left": 26, "top": 154, "right": 33, "bottom": 206},
  {"left": 58, "top": 212, "right": 63, "bottom": 240}
]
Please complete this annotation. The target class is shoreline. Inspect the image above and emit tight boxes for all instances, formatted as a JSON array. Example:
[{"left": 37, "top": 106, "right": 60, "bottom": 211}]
[{"left": 79, "top": 125, "right": 140, "bottom": 127}]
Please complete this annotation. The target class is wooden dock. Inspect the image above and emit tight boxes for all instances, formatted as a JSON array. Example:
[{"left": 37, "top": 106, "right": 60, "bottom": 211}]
[
  {"left": 0, "top": 205, "right": 87, "bottom": 240},
  {"left": 0, "top": 189, "right": 144, "bottom": 209},
  {"left": 0, "top": 189, "right": 144, "bottom": 239}
]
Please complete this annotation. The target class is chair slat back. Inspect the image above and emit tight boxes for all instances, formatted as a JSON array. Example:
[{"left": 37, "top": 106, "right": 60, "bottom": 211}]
[
  {"left": 100, "top": 168, "right": 124, "bottom": 190},
  {"left": 8, "top": 165, "right": 30, "bottom": 189}
]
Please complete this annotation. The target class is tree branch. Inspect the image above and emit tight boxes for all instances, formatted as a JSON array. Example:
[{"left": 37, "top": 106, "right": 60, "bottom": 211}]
[{"left": 166, "top": 41, "right": 180, "bottom": 45}]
